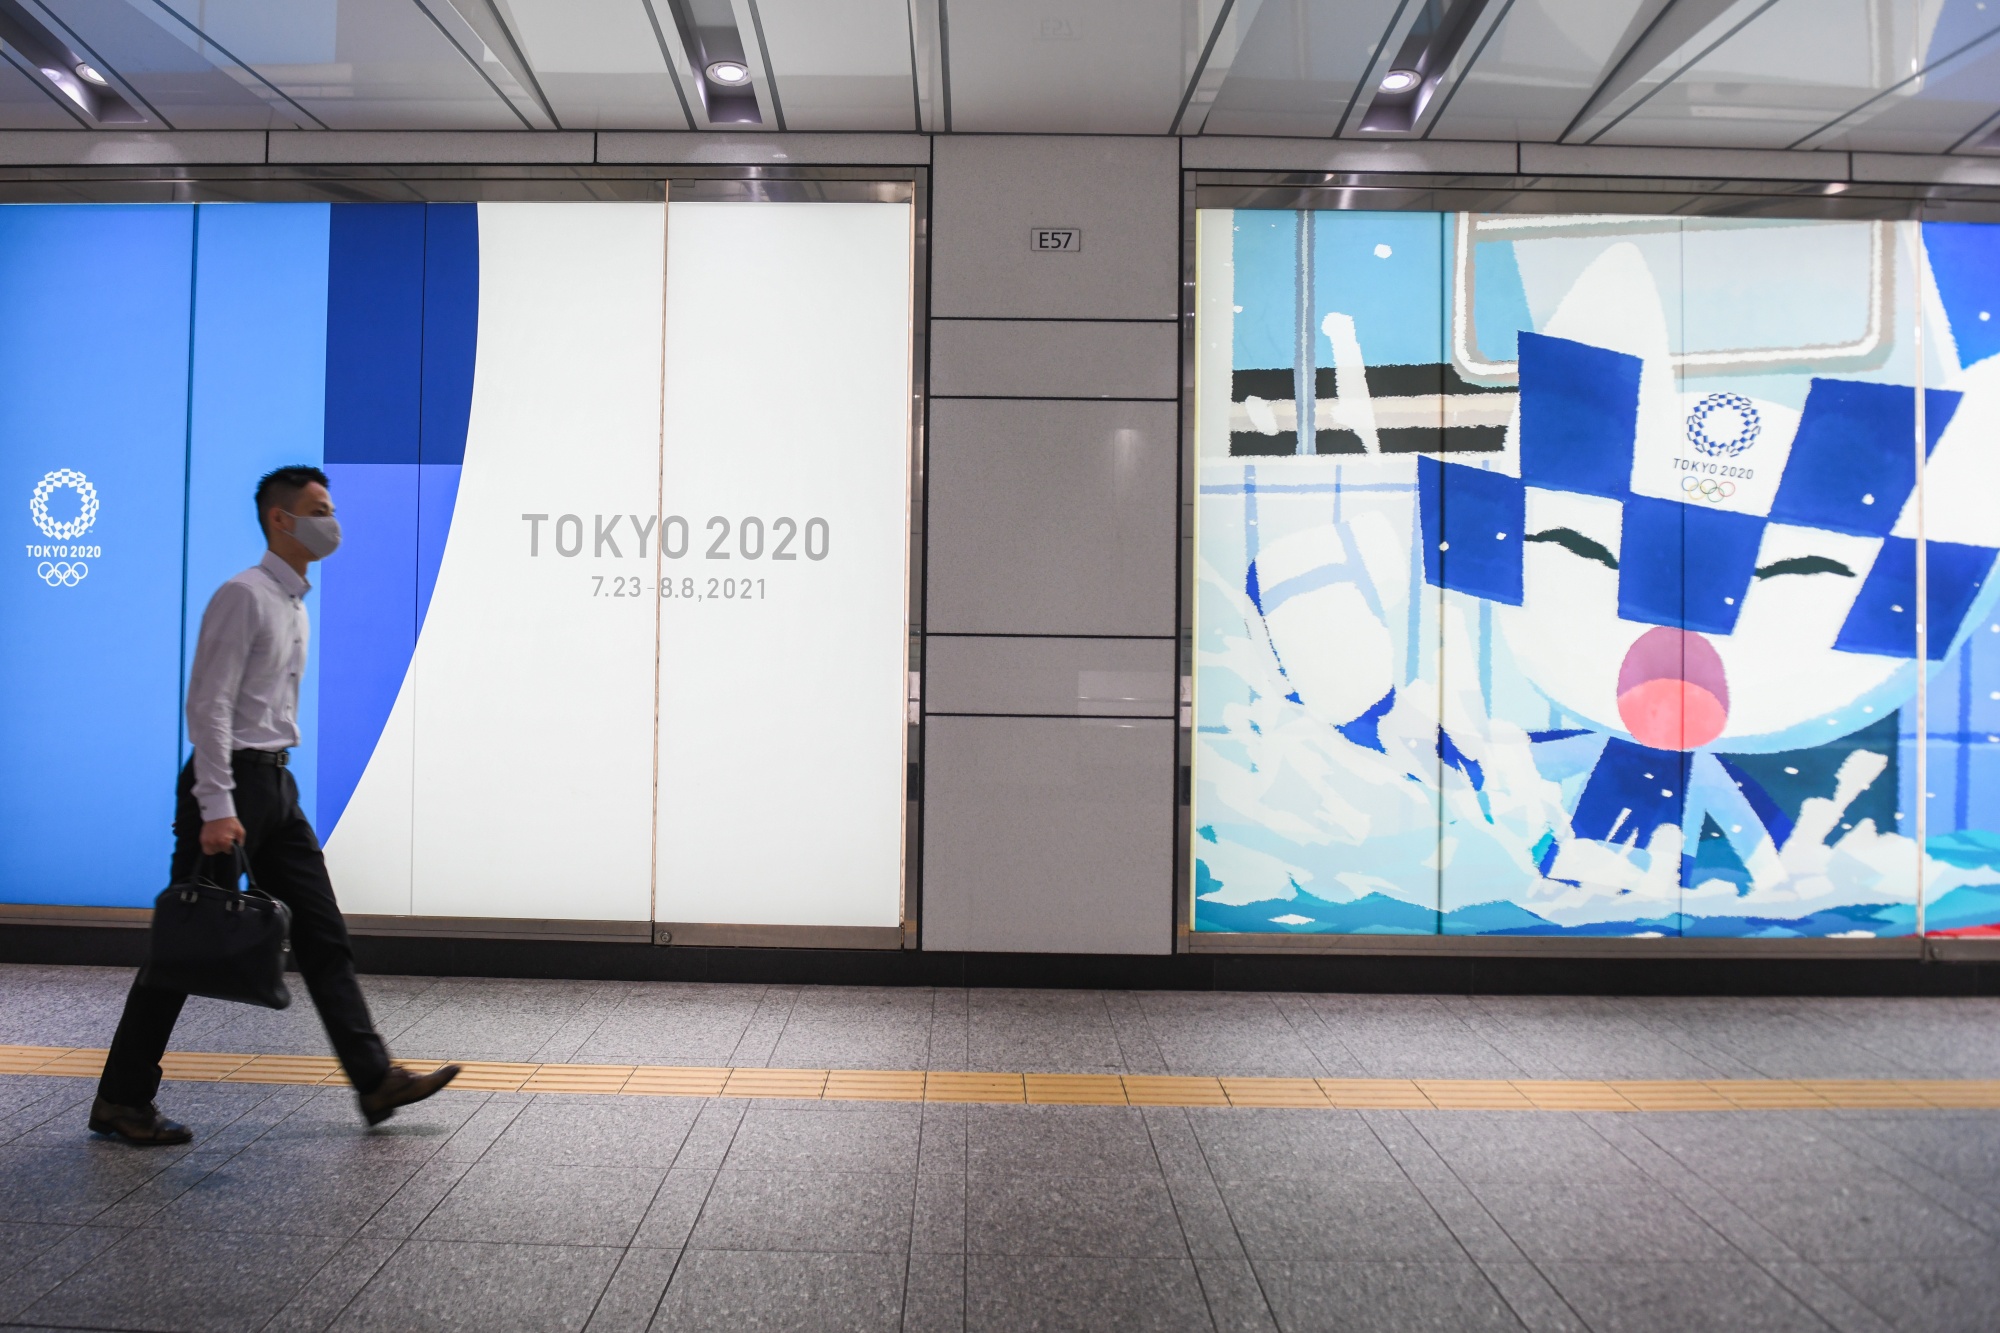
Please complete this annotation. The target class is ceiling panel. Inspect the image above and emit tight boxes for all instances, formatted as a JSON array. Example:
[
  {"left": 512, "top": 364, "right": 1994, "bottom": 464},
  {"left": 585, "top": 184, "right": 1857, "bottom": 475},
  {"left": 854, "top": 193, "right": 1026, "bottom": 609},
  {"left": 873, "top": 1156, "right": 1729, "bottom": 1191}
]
[
  {"left": 167, "top": 0, "right": 524, "bottom": 130},
  {"left": 1926, "top": 0, "right": 2000, "bottom": 56},
  {"left": 754, "top": 0, "right": 912, "bottom": 131},
  {"left": 495, "top": 0, "right": 689, "bottom": 129},
  {"left": 1802, "top": 17, "right": 2000, "bottom": 151},
  {"left": 1599, "top": 0, "right": 2000, "bottom": 150},
  {"left": 36, "top": 0, "right": 295, "bottom": 128},
  {"left": 417, "top": 0, "right": 555, "bottom": 127},
  {"left": 1429, "top": 0, "right": 1649, "bottom": 142},
  {"left": 944, "top": 0, "right": 1190, "bottom": 133},
  {"left": 1201, "top": 0, "right": 1401, "bottom": 139},
  {"left": 0, "top": 0, "right": 1983, "bottom": 150},
  {"left": 0, "top": 50, "right": 84, "bottom": 126}
]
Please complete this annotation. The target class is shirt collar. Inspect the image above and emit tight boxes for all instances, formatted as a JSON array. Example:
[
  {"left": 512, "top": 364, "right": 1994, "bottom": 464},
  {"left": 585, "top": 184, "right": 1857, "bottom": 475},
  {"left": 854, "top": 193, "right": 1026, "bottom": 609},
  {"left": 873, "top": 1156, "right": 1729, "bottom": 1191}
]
[{"left": 259, "top": 549, "right": 311, "bottom": 599}]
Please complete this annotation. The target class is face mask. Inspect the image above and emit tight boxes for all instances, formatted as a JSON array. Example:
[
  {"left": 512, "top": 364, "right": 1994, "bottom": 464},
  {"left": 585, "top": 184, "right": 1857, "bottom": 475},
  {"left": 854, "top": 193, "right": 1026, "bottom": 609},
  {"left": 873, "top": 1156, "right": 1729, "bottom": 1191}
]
[{"left": 288, "top": 513, "right": 342, "bottom": 560}]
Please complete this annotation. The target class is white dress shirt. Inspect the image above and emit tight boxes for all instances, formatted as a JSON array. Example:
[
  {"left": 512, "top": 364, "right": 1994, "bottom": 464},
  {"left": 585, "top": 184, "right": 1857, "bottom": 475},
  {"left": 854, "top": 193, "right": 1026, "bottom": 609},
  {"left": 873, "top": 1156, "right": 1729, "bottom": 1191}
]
[{"left": 187, "top": 551, "right": 311, "bottom": 822}]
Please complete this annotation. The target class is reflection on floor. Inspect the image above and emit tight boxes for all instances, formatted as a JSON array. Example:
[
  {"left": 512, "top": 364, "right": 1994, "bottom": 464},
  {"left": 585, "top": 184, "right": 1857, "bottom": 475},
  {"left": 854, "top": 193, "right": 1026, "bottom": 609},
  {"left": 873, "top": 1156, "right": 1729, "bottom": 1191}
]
[{"left": 0, "top": 965, "right": 1996, "bottom": 1331}]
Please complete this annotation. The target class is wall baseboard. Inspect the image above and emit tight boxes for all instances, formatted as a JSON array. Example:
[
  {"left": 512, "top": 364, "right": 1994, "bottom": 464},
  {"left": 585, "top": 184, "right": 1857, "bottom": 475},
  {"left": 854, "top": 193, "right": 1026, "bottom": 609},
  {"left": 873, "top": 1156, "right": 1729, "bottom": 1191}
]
[{"left": 0, "top": 922, "right": 1994, "bottom": 996}]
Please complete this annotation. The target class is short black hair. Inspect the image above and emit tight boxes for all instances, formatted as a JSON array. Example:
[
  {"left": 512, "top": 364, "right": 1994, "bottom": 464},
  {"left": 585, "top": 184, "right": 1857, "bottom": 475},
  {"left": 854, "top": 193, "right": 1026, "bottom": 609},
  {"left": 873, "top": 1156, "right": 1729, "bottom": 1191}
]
[{"left": 255, "top": 465, "right": 330, "bottom": 536}]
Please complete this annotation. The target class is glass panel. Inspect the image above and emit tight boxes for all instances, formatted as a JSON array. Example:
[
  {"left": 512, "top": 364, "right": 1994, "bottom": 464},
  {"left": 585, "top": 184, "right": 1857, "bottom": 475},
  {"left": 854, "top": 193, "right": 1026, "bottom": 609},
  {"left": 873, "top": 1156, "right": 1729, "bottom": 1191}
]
[
  {"left": 1438, "top": 215, "right": 1693, "bottom": 934},
  {"left": 0, "top": 204, "right": 191, "bottom": 906},
  {"left": 1918, "top": 219, "right": 2000, "bottom": 939},
  {"left": 313, "top": 203, "right": 481, "bottom": 919},
  {"left": 1192, "top": 208, "right": 1444, "bottom": 936},
  {"left": 185, "top": 202, "right": 333, "bottom": 844},
  {"left": 654, "top": 201, "right": 913, "bottom": 930},
  {"left": 1672, "top": 218, "right": 1923, "bottom": 939},
  {"left": 177, "top": 201, "right": 468, "bottom": 921},
  {"left": 1193, "top": 206, "right": 2000, "bottom": 941},
  {"left": 407, "top": 202, "right": 663, "bottom": 923}
]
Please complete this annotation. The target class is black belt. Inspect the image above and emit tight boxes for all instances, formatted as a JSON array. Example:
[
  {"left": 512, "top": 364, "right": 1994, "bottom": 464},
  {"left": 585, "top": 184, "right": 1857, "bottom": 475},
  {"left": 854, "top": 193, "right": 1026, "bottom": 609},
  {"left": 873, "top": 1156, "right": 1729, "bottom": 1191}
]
[{"left": 232, "top": 748, "right": 289, "bottom": 768}]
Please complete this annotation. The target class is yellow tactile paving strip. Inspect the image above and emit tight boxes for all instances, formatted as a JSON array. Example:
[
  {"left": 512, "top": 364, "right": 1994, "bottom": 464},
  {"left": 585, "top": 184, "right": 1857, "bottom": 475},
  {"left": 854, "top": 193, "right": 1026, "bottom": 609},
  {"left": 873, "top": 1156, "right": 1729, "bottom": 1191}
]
[{"left": 3, "top": 1044, "right": 1997, "bottom": 1110}]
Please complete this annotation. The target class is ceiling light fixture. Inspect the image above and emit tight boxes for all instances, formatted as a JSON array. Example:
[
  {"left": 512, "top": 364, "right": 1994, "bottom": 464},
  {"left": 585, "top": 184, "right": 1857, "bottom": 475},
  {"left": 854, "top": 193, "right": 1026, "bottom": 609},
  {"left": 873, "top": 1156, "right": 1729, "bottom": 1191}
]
[
  {"left": 1360, "top": 0, "right": 1497, "bottom": 133},
  {"left": 39, "top": 67, "right": 86, "bottom": 108},
  {"left": 657, "top": 0, "right": 762, "bottom": 124},
  {"left": 1822, "top": 181, "right": 1849, "bottom": 195},
  {"left": 0, "top": 0, "right": 143, "bottom": 122}
]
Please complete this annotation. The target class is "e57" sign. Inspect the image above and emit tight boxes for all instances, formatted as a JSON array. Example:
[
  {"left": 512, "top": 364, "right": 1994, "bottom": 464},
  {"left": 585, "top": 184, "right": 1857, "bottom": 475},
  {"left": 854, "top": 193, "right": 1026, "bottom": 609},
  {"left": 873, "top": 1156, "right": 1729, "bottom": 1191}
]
[{"left": 1030, "top": 227, "right": 1081, "bottom": 253}]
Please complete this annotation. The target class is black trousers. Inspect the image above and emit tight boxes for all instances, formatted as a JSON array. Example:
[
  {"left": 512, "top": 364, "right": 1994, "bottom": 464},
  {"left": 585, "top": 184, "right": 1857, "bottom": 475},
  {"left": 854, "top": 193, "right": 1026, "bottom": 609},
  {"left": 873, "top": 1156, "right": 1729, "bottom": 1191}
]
[{"left": 97, "top": 754, "right": 392, "bottom": 1105}]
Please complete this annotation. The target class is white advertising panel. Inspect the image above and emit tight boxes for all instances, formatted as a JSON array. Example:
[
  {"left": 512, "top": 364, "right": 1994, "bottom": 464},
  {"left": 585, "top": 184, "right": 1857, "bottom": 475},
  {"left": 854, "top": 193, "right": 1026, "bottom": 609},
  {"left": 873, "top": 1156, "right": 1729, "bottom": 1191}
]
[{"left": 655, "top": 201, "right": 914, "bottom": 928}]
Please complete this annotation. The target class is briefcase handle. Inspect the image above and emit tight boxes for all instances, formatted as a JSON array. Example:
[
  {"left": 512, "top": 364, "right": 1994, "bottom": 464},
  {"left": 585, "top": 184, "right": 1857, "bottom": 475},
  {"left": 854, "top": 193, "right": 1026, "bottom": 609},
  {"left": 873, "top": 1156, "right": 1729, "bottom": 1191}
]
[{"left": 201, "top": 842, "right": 266, "bottom": 899}]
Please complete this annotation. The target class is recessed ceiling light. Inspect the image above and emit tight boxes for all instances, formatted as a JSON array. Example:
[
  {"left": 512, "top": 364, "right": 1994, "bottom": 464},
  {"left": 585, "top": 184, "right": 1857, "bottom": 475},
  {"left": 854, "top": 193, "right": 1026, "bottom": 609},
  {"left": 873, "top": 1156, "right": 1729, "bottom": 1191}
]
[
  {"left": 705, "top": 60, "right": 750, "bottom": 87},
  {"left": 1823, "top": 181, "right": 1849, "bottom": 194},
  {"left": 1378, "top": 68, "right": 1420, "bottom": 94},
  {"left": 39, "top": 68, "right": 87, "bottom": 108},
  {"left": 75, "top": 63, "right": 106, "bottom": 86}
]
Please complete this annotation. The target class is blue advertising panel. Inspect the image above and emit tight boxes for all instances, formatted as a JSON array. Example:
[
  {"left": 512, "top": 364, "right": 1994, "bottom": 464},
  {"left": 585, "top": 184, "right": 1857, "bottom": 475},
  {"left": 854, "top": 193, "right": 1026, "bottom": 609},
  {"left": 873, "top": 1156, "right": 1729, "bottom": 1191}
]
[
  {"left": 0, "top": 206, "right": 192, "bottom": 907},
  {"left": 0, "top": 201, "right": 472, "bottom": 909}
]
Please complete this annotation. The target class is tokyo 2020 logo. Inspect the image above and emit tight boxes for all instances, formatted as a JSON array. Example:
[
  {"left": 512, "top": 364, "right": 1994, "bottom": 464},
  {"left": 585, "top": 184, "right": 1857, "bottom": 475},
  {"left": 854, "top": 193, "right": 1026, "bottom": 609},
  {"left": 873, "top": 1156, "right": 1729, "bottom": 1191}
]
[
  {"left": 31, "top": 469, "right": 98, "bottom": 539},
  {"left": 36, "top": 561, "right": 86, "bottom": 586},
  {"left": 26, "top": 469, "right": 99, "bottom": 587},
  {"left": 1686, "top": 393, "right": 1761, "bottom": 458}
]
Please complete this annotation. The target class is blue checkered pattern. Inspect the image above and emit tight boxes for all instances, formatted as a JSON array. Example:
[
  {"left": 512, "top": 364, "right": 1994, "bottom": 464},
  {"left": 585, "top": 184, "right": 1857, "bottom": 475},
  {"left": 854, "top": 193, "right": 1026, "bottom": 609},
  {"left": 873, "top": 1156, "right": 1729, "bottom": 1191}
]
[
  {"left": 1769, "top": 379, "right": 1959, "bottom": 537},
  {"left": 1418, "top": 456, "right": 1524, "bottom": 606},
  {"left": 1418, "top": 336, "right": 1997, "bottom": 657}
]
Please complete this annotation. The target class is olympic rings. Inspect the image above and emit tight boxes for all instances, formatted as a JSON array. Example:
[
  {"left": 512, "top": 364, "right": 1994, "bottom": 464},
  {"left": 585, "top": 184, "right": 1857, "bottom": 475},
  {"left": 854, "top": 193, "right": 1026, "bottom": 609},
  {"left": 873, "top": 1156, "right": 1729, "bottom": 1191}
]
[
  {"left": 1686, "top": 392, "right": 1760, "bottom": 458},
  {"left": 29, "top": 469, "right": 99, "bottom": 541},
  {"left": 1682, "top": 476, "right": 1736, "bottom": 503},
  {"left": 36, "top": 561, "right": 87, "bottom": 587}
]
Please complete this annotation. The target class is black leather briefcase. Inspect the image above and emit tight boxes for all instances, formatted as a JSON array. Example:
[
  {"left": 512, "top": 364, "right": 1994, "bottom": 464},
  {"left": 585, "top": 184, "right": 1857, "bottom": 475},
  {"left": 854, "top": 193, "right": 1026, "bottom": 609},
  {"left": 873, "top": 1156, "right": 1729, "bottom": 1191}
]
[{"left": 140, "top": 846, "right": 292, "bottom": 1009}]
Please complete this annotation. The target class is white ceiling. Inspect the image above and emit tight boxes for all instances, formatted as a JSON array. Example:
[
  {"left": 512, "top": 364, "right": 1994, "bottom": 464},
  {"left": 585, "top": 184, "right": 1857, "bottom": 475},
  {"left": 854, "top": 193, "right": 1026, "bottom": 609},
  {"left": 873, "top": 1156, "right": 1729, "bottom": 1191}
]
[{"left": 0, "top": 0, "right": 1992, "bottom": 154}]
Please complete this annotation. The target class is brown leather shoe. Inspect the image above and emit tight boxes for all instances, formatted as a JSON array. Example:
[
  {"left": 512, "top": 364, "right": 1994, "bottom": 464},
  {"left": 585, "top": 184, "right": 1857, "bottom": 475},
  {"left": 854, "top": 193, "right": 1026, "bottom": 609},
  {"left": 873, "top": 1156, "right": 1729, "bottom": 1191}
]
[
  {"left": 88, "top": 1096, "right": 193, "bottom": 1146},
  {"left": 357, "top": 1063, "right": 462, "bottom": 1126}
]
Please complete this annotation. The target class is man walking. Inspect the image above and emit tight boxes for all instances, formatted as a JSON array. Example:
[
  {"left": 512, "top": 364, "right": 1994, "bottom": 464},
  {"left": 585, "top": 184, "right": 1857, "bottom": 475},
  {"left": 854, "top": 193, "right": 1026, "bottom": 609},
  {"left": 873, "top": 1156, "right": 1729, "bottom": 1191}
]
[{"left": 91, "top": 466, "right": 459, "bottom": 1145}]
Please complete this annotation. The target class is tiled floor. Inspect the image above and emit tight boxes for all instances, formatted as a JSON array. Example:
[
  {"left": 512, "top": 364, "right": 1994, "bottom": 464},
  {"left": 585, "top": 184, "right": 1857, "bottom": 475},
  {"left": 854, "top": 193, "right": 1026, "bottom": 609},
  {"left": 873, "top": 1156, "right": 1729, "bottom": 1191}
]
[{"left": 0, "top": 965, "right": 1996, "bottom": 1331}]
